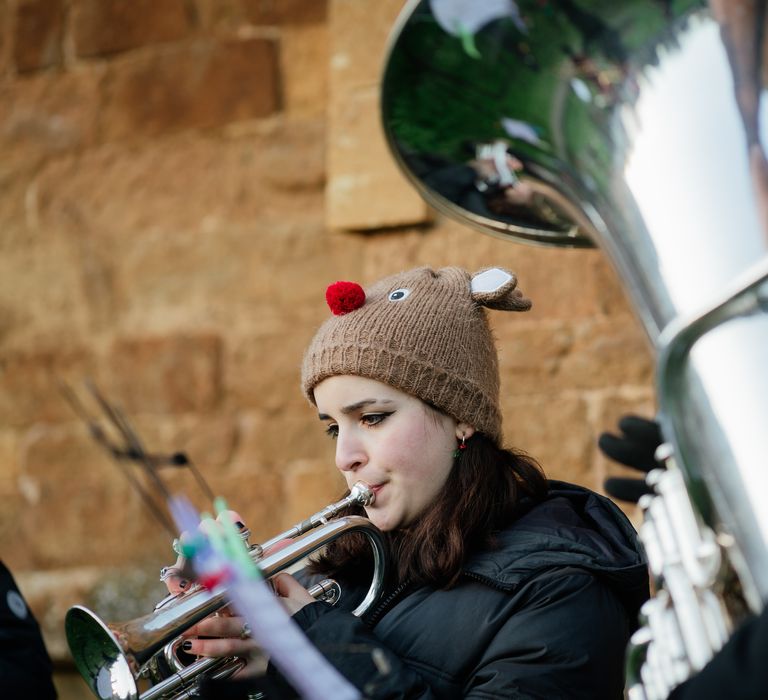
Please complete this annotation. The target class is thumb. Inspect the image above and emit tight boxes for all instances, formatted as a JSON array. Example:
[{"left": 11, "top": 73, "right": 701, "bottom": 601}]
[{"left": 271, "top": 572, "right": 304, "bottom": 598}]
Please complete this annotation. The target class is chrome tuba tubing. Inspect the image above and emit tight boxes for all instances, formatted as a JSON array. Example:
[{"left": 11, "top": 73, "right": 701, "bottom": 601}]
[
  {"left": 66, "top": 482, "right": 387, "bottom": 700},
  {"left": 381, "top": 1, "right": 768, "bottom": 697}
]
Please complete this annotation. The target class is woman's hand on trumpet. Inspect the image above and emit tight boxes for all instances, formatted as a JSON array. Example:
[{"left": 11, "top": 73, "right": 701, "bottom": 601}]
[
  {"left": 271, "top": 572, "right": 316, "bottom": 615},
  {"left": 180, "top": 610, "right": 259, "bottom": 660},
  {"left": 179, "top": 573, "right": 316, "bottom": 659},
  {"left": 162, "top": 509, "right": 250, "bottom": 597}
]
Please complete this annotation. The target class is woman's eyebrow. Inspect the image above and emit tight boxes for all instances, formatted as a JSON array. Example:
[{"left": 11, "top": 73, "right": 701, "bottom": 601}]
[{"left": 317, "top": 398, "right": 394, "bottom": 420}]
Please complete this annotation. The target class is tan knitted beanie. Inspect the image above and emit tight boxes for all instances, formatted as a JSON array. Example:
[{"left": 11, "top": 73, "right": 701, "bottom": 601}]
[{"left": 301, "top": 266, "right": 531, "bottom": 445}]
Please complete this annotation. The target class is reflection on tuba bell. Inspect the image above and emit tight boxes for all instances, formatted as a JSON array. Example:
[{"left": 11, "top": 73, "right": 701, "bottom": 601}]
[
  {"left": 66, "top": 482, "right": 387, "bottom": 700},
  {"left": 382, "top": 1, "right": 768, "bottom": 697}
]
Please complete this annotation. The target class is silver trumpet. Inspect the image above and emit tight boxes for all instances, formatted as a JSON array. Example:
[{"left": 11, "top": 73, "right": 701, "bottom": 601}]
[{"left": 65, "top": 482, "right": 387, "bottom": 700}]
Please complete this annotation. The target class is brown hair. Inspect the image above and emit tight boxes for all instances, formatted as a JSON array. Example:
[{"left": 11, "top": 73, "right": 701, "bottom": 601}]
[{"left": 309, "top": 433, "right": 548, "bottom": 589}]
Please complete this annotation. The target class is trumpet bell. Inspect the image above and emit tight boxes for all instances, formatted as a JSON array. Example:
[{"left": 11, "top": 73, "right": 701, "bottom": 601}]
[{"left": 66, "top": 604, "right": 138, "bottom": 700}]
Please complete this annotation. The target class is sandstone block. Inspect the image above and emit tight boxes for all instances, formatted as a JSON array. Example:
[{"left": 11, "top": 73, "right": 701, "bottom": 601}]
[
  {"left": 161, "top": 412, "right": 238, "bottom": 473},
  {"left": 349, "top": 216, "right": 531, "bottom": 281},
  {"left": 326, "top": 0, "right": 428, "bottom": 231},
  {"left": 0, "top": 65, "right": 104, "bottom": 173},
  {"left": 193, "top": 0, "right": 327, "bottom": 31},
  {"left": 326, "top": 89, "right": 429, "bottom": 230},
  {"left": 495, "top": 319, "right": 575, "bottom": 395},
  {"left": 10, "top": 423, "right": 152, "bottom": 568},
  {"left": 280, "top": 24, "right": 329, "bottom": 117},
  {"left": 236, "top": 472, "right": 286, "bottom": 543},
  {"left": 72, "top": 0, "right": 192, "bottom": 58},
  {"left": 0, "top": 348, "right": 96, "bottom": 427},
  {"left": 0, "top": 229, "right": 117, "bottom": 348},
  {"left": 0, "top": 2, "right": 10, "bottom": 76},
  {"left": 415, "top": 217, "right": 527, "bottom": 271},
  {"left": 192, "top": 0, "right": 329, "bottom": 29},
  {"left": 107, "top": 334, "right": 223, "bottom": 414},
  {"left": 329, "top": 0, "right": 406, "bottom": 94},
  {"left": 0, "top": 430, "right": 18, "bottom": 495},
  {"left": 226, "top": 332, "right": 315, "bottom": 413},
  {"left": 0, "top": 494, "right": 24, "bottom": 556},
  {"left": 253, "top": 117, "right": 326, "bottom": 192},
  {"left": 102, "top": 38, "right": 279, "bottom": 140},
  {"left": 226, "top": 408, "right": 331, "bottom": 479},
  {"left": 0, "top": 174, "right": 30, "bottom": 249},
  {"left": 34, "top": 122, "right": 324, "bottom": 253},
  {"left": 242, "top": 0, "right": 328, "bottom": 25},
  {"left": 495, "top": 315, "right": 652, "bottom": 394},
  {"left": 283, "top": 458, "right": 346, "bottom": 525},
  {"left": 13, "top": 0, "right": 64, "bottom": 72},
  {"left": 112, "top": 213, "right": 340, "bottom": 341},
  {"left": 491, "top": 245, "right": 638, "bottom": 320},
  {"left": 501, "top": 392, "right": 593, "bottom": 484},
  {"left": 0, "top": 430, "right": 21, "bottom": 542},
  {"left": 560, "top": 316, "right": 654, "bottom": 389}
]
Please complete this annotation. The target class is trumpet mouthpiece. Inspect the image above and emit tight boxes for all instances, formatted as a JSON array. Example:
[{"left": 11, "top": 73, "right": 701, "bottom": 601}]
[{"left": 350, "top": 481, "right": 375, "bottom": 506}]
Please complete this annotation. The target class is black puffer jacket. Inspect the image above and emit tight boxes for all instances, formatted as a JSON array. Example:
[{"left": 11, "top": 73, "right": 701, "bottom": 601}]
[
  {"left": 285, "top": 482, "right": 649, "bottom": 699},
  {"left": 0, "top": 561, "right": 57, "bottom": 700}
]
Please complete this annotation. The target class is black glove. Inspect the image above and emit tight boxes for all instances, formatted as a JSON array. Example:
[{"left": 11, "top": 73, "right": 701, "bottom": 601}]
[{"left": 599, "top": 415, "right": 663, "bottom": 503}]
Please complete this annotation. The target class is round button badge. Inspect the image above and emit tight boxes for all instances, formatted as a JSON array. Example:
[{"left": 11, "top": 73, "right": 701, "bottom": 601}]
[{"left": 6, "top": 590, "right": 28, "bottom": 619}]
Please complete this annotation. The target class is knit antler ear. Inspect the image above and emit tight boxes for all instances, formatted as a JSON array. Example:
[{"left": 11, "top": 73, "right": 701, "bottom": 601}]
[{"left": 470, "top": 267, "right": 532, "bottom": 311}]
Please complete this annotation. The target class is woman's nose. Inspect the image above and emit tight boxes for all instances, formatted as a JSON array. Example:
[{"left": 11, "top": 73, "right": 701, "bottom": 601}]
[{"left": 335, "top": 431, "right": 366, "bottom": 473}]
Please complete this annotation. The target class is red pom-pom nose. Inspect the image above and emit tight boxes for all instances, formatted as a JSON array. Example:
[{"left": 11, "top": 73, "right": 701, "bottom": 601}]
[{"left": 326, "top": 281, "right": 365, "bottom": 315}]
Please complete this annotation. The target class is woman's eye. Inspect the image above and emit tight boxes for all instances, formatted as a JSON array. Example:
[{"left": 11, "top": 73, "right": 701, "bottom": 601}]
[
  {"left": 362, "top": 413, "right": 390, "bottom": 427},
  {"left": 325, "top": 424, "right": 339, "bottom": 439},
  {"left": 388, "top": 288, "right": 411, "bottom": 301}
]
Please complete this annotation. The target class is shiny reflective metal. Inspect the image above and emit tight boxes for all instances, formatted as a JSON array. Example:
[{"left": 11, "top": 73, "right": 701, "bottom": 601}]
[
  {"left": 382, "top": 0, "right": 768, "bottom": 695},
  {"left": 66, "top": 483, "right": 387, "bottom": 700},
  {"left": 627, "top": 452, "right": 730, "bottom": 700}
]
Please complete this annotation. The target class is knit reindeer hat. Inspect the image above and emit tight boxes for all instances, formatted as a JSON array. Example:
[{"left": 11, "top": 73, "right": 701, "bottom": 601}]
[{"left": 301, "top": 266, "right": 531, "bottom": 445}]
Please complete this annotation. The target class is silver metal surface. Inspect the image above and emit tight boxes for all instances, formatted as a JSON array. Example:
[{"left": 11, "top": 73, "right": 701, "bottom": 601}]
[
  {"left": 382, "top": 1, "right": 768, "bottom": 695},
  {"left": 66, "top": 483, "right": 386, "bottom": 700},
  {"left": 381, "top": 0, "right": 768, "bottom": 597},
  {"left": 382, "top": 1, "right": 768, "bottom": 328},
  {"left": 627, "top": 452, "right": 731, "bottom": 700}
]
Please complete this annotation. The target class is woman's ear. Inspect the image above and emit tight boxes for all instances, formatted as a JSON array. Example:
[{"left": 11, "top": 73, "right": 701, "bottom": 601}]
[{"left": 456, "top": 423, "right": 476, "bottom": 440}]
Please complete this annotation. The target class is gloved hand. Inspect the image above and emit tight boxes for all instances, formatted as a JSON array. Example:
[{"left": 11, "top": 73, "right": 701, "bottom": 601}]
[{"left": 599, "top": 415, "right": 663, "bottom": 503}]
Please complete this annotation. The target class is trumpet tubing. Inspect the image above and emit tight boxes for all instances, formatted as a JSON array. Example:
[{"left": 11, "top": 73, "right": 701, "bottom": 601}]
[{"left": 66, "top": 483, "right": 387, "bottom": 700}]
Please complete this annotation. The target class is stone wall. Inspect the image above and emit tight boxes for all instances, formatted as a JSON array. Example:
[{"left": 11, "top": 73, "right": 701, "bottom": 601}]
[{"left": 0, "top": 1, "right": 654, "bottom": 696}]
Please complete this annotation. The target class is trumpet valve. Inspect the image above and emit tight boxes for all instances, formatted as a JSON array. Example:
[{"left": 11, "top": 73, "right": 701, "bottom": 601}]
[{"left": 308, "top": 578, "right": 342, "bottom": 605}]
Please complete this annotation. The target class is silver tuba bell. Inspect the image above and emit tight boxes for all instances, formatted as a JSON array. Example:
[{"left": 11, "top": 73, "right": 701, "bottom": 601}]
[
  {"left": 65, "top": 482, "right": 387, "bottom": 700},
  {"left": 382, "top": 1, "right": 768, "bottom": 697}
]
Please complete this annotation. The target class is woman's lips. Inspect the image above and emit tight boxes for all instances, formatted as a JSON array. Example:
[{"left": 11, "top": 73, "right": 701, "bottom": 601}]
[{"left": 368, "top": 483, "right": 386, "bottom": 501}]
